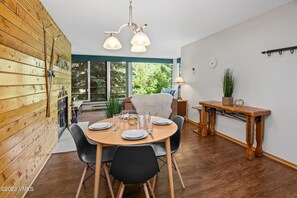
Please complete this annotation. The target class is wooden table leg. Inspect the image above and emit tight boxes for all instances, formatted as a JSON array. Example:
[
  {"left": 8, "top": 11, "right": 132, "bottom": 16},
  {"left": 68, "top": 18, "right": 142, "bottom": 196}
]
[
  {"left": 255, "top": 116, "right": 264, "bottom": 157},
  {"left": 246, "top": 116, "right": 255, "bottom": 160},
  {"left": 165, "top": 138, "right": 174, "bottom": 198},
  {"left": 209, "top": 108, "right": 216, "bottom": 135},
  {"left": 201, "top": 106, "right": 208, "bottom": 137},
  {"left": 94, "top": 143, "right": 103, "bottom": 198}
]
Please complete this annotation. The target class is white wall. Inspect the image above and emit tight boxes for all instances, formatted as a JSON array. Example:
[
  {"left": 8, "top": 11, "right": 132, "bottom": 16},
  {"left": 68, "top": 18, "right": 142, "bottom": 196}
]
[{"left": 181, "top": 1, "right": 297, "bottom": 164}]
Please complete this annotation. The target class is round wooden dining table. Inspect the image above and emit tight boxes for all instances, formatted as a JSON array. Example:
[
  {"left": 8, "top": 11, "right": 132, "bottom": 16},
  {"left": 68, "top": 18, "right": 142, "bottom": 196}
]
[{"left": 85, "top": 116, "right": 177, "bottom": 198}]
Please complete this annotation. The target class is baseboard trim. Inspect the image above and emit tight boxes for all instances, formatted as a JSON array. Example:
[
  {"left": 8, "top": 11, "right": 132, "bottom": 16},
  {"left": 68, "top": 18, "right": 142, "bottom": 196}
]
[
  {"left": 186, "top": 119, "right": 297, "bottom": 170},
  {"left": 215, "top": 131, "right": 297, "bottom": 170},
  {"left": 187, "top": 119, "right": 199, "bottom": 126}
]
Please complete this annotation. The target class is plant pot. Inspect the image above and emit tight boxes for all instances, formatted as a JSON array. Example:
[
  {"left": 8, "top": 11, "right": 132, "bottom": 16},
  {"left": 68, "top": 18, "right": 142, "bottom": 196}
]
[{"left": 222, "top": 97, "right": 233, "bottom": 106}]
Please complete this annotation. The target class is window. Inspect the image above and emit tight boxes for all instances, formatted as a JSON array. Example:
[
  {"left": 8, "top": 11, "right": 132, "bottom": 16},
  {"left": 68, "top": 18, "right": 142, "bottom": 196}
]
[
  {"left": 110, "top": 62, "right": 127, "bottom": 98},
  {"left": 71, "top": 56, "right": 175, "bottom": 102},
  {"left": 90, "top": 61, "right": 107, "bottom": 101},
  {"left": 71, "top": 61, "right": 88, "bottom": 100},
  {"left": 132, "top": 62, "right": 172, "bottom": 94}
]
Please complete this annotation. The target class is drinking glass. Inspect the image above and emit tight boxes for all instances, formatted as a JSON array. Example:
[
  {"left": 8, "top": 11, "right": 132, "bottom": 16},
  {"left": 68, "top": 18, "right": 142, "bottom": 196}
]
[
  {"left": 145, "top": 114, "right": 153, "bottom": 133},
  {"left": 127, "top": 114, "right": 138, "bottom": 128},
  {"left": 112, "top": 114, "right": 120, "bottom": 131},
  {"left": 120, "top": 110, "right": 137, "bottom": 122},
  {"left": 138, "top": 115, "right": 145, "bottom": 129}
]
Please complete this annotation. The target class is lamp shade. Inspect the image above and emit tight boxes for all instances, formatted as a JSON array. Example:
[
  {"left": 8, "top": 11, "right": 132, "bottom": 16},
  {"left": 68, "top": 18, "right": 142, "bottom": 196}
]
[
  {"left": 103, "top": 35, "right": 122, "bottom": 50},
  {"left": 130, "top": 31, "right": 151, "bottom": 46},
  {"left": 174, "top": 77, "right": 185, "bottom": 84},
  {"left": 131, "top": 45, "right": 147, "bottom": 53}
]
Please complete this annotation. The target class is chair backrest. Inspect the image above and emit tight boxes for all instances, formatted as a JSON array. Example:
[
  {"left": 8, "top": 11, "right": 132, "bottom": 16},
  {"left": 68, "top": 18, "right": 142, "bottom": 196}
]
[
  {"left": 68, "top": 123, "right": 91, "bottom": 162},
  {"left": 110, "top": 145, "right": 159, "bottom": 184},
  {"left": 170, "top": 115, "right": 185, "bottom": 152}
]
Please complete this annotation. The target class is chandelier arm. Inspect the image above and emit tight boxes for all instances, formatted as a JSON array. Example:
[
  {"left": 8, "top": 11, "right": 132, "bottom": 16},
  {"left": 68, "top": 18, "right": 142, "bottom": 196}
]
[
  {"left": 129, "top": 22, "right": 139, "bottom": 32},
  {"left": 103, "top": 0, "right": 150, "bottom": 52},
  {"left": 104, "top": 24, "right": 129, "bottom": 34}
]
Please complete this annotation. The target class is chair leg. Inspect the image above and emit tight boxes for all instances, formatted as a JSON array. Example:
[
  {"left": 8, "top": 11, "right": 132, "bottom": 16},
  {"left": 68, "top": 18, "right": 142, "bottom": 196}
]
[
  {"left": 117, "top": 182, "right": 125, "bottom": 198},
  {"left": 143, "top": 183, "right": 150, "bottom": 198},
  {"left": 151, "top": 175, "right": 157, "bottom": 192},
  {"left": 103, "top": 164, "right": 115, "bottom": 198},
  {"left": 172, "top": 155, "right": 185, "bottom": 189},
  {"left": 76, "top": 164, "right": 88, "bottom": 198},
  {"left": 146, "top": 180, "right": 155, "bottom": 198}
]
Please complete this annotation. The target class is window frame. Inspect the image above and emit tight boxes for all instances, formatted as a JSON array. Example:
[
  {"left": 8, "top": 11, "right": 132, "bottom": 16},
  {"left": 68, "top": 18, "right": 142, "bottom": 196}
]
[{"left": 71, "top": 56, "right": 179, "bottom": 102}]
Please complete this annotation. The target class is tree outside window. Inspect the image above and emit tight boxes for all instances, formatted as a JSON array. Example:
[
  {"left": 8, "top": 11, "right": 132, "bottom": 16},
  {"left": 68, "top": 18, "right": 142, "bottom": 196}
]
[
  {"left": 132, "top": 63, "right": 172, "bottom": 94},
  {"left": 71, "top": 61, "right": 88, "bottom": 100},
  {"left": 110, "top": 62, "right": 127, "bottom": 98},
  {"left": 90, "top": 61, "right": 107, "bottom": 101}
]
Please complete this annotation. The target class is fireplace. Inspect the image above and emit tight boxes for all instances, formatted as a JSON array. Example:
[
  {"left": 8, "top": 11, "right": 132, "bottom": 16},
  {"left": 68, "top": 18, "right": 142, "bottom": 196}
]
[{"left": 57, "top": 97, "right": 68, "bottom": 138}]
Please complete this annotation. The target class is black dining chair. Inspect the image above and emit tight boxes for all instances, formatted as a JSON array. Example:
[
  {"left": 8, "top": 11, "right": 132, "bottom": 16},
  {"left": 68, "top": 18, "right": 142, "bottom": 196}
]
[
  {"left": 68, "top": 123, "right": 116, "bottom": 198},
  {"left": 151, "top": 115, "right": 185, "bottom": 189},
  {"left": 109, "top": 145, "right": 159, "bottom": 198}
]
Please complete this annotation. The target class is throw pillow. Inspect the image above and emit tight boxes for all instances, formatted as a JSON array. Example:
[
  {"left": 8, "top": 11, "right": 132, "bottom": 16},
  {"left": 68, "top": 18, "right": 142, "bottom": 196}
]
[
  {"left": 161, "top": 87, "right": 171, "bottom": 94},
  {"left": 161, "top": 87, "right": 176, "bottom": 96}
]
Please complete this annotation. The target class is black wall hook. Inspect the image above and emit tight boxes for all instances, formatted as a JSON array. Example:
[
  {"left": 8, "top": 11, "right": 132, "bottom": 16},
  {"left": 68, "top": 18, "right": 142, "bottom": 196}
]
[{"left": 262, "top": 45, "right": 297, "bottom": 56}]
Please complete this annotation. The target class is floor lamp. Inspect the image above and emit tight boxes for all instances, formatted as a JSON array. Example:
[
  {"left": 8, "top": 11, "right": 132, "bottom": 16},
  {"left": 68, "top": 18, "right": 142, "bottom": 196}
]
[{"left": 174, "top": 77, "right": 185, "bottom": 100}]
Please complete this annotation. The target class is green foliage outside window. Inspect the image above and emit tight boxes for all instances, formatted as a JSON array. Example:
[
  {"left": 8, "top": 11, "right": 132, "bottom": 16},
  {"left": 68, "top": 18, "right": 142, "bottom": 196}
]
[
  {"left": 132, "top": 63, "right": 172, "bottom": 94},
  {"left": 90, "top": 61, "right": 107, "bottom": 101},
  {"left": 111, "top": 62, "right": 127, "bottom": 98},
  {"left": 71, "top": 61, "right": 88, "bottom": 100}
]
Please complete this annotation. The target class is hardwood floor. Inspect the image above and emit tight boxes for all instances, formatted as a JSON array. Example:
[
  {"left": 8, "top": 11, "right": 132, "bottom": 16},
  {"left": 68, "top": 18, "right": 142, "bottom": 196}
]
[{"left": 26, "top": 111, "right": 297, "bottom": 198}]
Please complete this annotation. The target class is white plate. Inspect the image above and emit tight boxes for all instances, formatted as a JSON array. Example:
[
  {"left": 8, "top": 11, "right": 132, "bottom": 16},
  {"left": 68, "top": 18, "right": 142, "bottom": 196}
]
[
  {"left": 88, "top": 122, "right": 112, "bottom": 130},
  {"left": 122, "top": 130, "right": 148, "bottom": 140},
  {"left": 153, "top": 119, "right": 173, "bottom": 126}
]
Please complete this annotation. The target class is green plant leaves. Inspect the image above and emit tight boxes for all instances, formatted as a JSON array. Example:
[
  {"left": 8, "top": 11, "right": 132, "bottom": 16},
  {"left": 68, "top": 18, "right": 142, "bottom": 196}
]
[
  {"left": 105, "top": 97, "right": 121, "bottom": 118},
  {"left": 223, "top": 68, "right": 235, "bottom": 97}
]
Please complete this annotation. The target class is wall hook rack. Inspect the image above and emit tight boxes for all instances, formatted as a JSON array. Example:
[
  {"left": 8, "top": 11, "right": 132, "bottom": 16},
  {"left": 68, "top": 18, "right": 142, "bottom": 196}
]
[{"left": 261, "top": 45, "right": 297, "bottom": 56}]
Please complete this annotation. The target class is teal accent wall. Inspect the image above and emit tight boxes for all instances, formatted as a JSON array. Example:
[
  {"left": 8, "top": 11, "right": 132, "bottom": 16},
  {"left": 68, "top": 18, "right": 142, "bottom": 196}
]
[{"left": 72, "top": 54, "right": 174, "bottom": 64}]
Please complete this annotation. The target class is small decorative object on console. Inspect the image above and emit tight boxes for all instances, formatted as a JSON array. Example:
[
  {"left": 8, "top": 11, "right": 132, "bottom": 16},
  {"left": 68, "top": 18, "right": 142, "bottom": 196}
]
[{"left": 234, "top": 99, "right": 244, "bottom": 107}]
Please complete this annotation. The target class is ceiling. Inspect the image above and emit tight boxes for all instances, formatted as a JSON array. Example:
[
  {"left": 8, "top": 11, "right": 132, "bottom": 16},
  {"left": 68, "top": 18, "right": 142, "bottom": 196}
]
[{"left": 40, "top": 0, "right": 292, "bottom": 59}]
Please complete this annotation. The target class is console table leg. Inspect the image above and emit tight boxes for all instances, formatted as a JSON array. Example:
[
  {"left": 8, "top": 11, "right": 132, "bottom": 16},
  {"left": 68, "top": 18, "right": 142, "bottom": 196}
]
[
  {"left": 209, "top": 108, "right": 216, "bottom": 135},
  {"left": 246, "top": 116, "right": 255, "bottom": 160},
  {"left": 255, "top": 116, "right": 264, "bottom": 157},
  {"left": 201, "top": 106, "right": 208, "bottom": 137}
]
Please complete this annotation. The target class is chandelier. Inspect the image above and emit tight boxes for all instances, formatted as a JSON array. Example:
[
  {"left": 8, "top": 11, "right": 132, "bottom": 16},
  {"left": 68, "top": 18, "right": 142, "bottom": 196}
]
[{"left": 103, "top": 0, "right": 150, "bottom": 53}]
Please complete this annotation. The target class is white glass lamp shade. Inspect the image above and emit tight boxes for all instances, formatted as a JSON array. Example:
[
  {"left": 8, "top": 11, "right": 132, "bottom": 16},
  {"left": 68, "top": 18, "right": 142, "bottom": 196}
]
[
  {"left": 103, "top": 35, "right": 122, "bottom": 50},
  {"left": 174, "top": 77, "right": 185, "bottom": 84},
  {"left": 131, "top": 45, "right": 147, "bottom": 53},
  {"left": 130, "top": 31, "right": 151, "bottom": 46}
]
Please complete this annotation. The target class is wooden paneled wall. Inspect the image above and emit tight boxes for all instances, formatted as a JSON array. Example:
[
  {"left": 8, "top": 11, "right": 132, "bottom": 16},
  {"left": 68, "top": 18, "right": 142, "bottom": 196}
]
[{"left": 0, "top": 0, "right": 71, "bottom": 197}]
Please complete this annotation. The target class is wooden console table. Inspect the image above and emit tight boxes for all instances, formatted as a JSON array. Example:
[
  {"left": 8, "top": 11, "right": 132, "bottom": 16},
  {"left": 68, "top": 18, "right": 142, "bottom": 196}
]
[{"left": 199, "top": 100, "right": 271, "bottom": 160}]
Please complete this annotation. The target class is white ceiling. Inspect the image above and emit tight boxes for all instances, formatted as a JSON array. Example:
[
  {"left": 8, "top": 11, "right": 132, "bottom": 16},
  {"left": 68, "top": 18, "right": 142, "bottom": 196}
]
[{"left": 40, "top": 0, "right": 292, "bottom": 59}]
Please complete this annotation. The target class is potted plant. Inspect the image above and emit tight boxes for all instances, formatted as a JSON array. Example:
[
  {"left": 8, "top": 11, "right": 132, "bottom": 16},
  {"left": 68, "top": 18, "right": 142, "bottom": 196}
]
[
  {"left": 222, "top": 68, "right": 235, "bottom": 106},
  {"left": 105, "top": 97, "right": 121, "bottom": 118}
]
